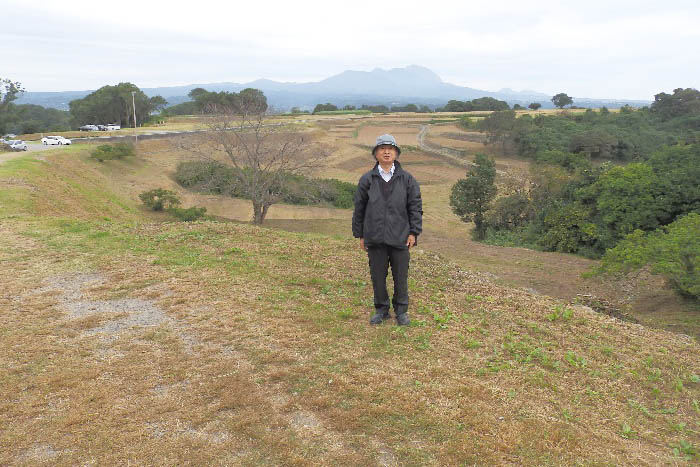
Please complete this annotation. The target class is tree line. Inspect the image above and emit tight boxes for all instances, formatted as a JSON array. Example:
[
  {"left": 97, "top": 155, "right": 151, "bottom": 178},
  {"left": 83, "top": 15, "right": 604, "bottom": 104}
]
[
  {"left": 1, "top": 78, "right": 171, "bottom": 134},
  {"left": 449, "top": 88, "right": 700, "bottom": 299},
  {"left": 163, "top": 88, "right": 268, "bottom": 116},
  {"left": 1, "top": 78, "right": 71, "bottom": 135}
]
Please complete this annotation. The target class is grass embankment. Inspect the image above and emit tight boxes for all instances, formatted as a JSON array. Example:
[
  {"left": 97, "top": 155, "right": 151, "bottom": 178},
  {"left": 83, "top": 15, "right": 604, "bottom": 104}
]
[{"left": 1, "top": 150, "right": 699, "bottom": 465}]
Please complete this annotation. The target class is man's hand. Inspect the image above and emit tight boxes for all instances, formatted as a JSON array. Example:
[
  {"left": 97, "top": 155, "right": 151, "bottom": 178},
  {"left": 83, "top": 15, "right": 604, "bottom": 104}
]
[
  {"left": 360, "top": 238, "right": 367, "bottom": 251},
  {"left": 406, "top": 234, "right": 416, "bottom": 249}
]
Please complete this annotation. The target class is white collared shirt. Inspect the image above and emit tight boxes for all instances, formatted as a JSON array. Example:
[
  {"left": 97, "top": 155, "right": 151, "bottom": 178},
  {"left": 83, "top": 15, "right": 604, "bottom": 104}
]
[{"left": 378, "top": 163, "right": 395, "bottom": 182}]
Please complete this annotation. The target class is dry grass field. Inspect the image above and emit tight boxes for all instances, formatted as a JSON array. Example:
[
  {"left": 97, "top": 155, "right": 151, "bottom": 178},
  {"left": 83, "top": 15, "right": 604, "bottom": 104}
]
[{"left": 1, "top": 115, "right": 698, "bottom": 465}]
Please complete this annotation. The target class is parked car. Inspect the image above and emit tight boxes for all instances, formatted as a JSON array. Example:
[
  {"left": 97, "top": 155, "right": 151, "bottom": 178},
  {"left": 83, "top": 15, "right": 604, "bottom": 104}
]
[
  {"left": 105, "top": 124, "right": 121, "bottom": 130},
  {"left": 2, "top": 134, "right": 17, "bottom": 139},
  {"left": 7, "top": 140, "right": 28, "bottom": 151},
  {"left": 96, "top": 125, "right": 107, "bottom": 131},
  {"left": 42, "top": 136, "right": 72, "bottom": 145},
  {"left": 79, "top": 125, "right": 99, "bottom": 131}
]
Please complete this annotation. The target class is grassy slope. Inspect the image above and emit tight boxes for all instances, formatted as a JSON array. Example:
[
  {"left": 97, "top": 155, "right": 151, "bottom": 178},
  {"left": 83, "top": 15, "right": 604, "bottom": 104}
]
[{"left": 1, "top": 149, "right": 699, "bottom": 465}]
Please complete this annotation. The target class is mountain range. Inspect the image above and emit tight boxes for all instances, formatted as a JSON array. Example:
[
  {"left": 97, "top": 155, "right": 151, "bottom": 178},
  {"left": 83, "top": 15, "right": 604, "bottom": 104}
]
[{"left": 16, "top": 65, "right": 651, "bottom": 111}]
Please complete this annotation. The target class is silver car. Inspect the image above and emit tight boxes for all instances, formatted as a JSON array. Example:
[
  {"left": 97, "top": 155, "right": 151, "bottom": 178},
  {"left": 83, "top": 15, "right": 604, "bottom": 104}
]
[{"left": 7, "top": 140, "right": 28, "bottom": 151}]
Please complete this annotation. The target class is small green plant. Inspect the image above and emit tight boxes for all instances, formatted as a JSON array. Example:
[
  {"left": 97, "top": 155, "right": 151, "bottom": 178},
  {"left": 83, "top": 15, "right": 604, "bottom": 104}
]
[
  {"left": 628, "top": 399, "right": 654, "bottom": 419},
  {"left": 561, "top": 408, "right": 576, "bottom": 422},
  {"left": 565, "top": 350, "right": 586, "bottom": 369},
  {"left": 547, "top": 305, "right": 573, "bottom": 321},
  {"left": 674, "top": 378, "right": 685, "bottom": 392},
  {"left": 620, "top": 423, "right": 637, "bottom": 439},
  {"left": 461, "top": 337, "right": 482, "bottom": 349},
  {"left": 140, "top": 188, "right": 181, "bottom": 211},
  {"left": 336, "top": 310, "right": 353, "bottom": 320},
  {"left": 90, "top": 142, "right": 135, "bottom": 162},
  {"left": 671, "top": 440, "right": 697, "bottom": 460}
]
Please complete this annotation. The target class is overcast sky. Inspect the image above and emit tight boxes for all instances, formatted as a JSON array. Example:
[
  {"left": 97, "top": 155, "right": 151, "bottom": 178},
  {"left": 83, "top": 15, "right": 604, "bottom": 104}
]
[{"left": 4, "top": 0, "right": 699, "bottom": 100}]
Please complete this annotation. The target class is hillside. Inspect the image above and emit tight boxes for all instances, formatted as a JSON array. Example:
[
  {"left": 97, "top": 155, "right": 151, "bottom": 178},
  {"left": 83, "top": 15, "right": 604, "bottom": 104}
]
[{"left": 1, "top": 130, "right": 698, "bottom": 464}]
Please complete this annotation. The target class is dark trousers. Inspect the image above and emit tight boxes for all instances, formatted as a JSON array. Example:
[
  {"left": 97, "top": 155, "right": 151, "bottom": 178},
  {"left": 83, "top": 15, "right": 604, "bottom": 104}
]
[{"left": 367, "top": 244, "right": 410, "bottom": 316}]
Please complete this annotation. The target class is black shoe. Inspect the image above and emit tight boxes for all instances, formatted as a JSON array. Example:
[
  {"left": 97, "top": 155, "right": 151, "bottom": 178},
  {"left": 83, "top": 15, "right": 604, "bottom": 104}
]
[
  {"left": 396, "top": 313, "right": 411, "bottom": 326},
  {"left": 370, "top": 310, "right": 390, "bottom": 325}
]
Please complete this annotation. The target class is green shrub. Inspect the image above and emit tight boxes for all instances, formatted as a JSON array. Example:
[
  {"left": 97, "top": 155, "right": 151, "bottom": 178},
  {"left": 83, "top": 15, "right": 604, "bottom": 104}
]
[
  {"left": 90, "top": 142, "right": 135, "bottom": 162},
  {"left": 174, "top": 161, "right": 356, "bottom": 208},
  {"left": 486, "top": 193, "right": 532, "bottom": 231},
  {"left": 139, "top": 188, "right": 181, "bottom": 211},
  {"left": 599, "top": 213, "right": 700, "bottom": 299},
  {"left": 167, "top": 206, "right": 207, "bottom": 221}
]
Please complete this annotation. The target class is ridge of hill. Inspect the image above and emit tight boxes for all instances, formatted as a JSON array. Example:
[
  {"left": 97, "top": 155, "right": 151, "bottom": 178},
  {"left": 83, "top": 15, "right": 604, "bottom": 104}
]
[
  {"left": 0, "top": 147, "right": 698, "bottom": 464},
  {"left": 16, "top": 65, "right": 651, "bottom": 111}
]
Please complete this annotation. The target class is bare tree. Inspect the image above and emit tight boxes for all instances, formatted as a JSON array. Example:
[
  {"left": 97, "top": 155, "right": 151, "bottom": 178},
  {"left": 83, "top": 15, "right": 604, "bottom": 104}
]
[{"left": 181, "top": 94, "right": 330, "bottom": 224}]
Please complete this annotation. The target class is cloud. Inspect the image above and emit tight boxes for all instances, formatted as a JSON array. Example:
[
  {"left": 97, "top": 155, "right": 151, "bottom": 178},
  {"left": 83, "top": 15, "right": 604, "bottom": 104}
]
[{"left": 4, "top": 0, "right": 699, "bottom": 99}]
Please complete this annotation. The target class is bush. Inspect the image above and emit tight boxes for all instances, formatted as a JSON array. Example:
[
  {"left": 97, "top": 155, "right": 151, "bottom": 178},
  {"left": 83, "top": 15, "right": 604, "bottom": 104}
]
[
  {"left": 167, "top": 206, "right": 207, "bottom": 221},
  {"left": 174, "top": 161, "right": 356, "bottom": 208},
  {"left": 600, "top": 213, "right": 700, "bottom": 299},
  {"left": 486, "top": 193, "right": 532, "bottom": 230},
  {"left": 90, "top": 142, "right": 135, "bottom": 162},
  {"left": 139, "top": 188, "right": 181, "bottom": 211},
  {"left": 534, "top": 150, "right": 590, "bottom": 171}
]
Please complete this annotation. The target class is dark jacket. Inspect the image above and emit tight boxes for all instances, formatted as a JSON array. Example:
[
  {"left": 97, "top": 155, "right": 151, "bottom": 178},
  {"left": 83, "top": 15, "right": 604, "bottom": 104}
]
[{"left": 352, "top": 161, "right": 423, "bottom": 249}]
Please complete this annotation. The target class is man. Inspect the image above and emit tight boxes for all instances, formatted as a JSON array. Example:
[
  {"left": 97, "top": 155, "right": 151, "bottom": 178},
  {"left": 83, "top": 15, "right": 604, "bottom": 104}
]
[{"left": 352, "top": 134, "right": 423, "bottom": 326}]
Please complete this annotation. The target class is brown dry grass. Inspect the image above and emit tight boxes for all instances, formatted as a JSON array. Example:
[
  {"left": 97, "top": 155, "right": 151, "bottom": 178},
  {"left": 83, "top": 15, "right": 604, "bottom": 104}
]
[
  {"left": 2, "top": 215, "right": 698, "bottom": 465},
  {"left": 1, "top": 115, "right": 698, "bottom": 465}
]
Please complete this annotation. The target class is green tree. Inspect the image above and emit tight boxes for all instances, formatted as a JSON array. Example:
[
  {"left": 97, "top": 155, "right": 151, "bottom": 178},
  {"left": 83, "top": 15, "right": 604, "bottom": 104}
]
[
  {"left": 651, "top": 88, "right": 700, "bottom": 120},
  {"left": 449, "top": 153, "right": 497, "bottom": 240},
  {"left": 313, "top": 103, "right": 338, "bottom": 113},
  {"left": 569, "top": 129, "right": 618, "bottom": 159},
  {"left": 587, "top": 163, "right": 666, "bottom": 244},
  {"left": 69, "top": 83, "right": 153, "bottom": 128},
  {"left": 0, "top": 78, "right": 25, "bottom": 134},
  {"left": 528, "top": 102, "right": 541, "bottom": 111},
  {"left": 187, "top": 88, "right": 208, "bottom": 100},
  {"left": 600, "top": 213, "right": 700, "bottom": 299},
  {"left": 477, "top": 110, "right": 517, "bottom": 151},
  {"left": 360, "top": 104, "right": 389, "bottom": 113},
  {"left": 539, "top": 202, "right": 599, "bottom": 254},
  {"left": 552, "top": 93, "right": 573, "bottom": 109},
  {"left": 149, "top": 95, "right": 168, "bottom": 113}
]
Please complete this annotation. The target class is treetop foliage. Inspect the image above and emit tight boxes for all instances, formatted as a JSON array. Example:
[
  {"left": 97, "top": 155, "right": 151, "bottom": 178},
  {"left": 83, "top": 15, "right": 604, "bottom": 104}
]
[
  {"left": 600, "top": 213, "right": 700, "bottom": 299},
  {"left": 551, "top": 93, "right": 573, "bottom": 109},
  {"left": 69, "top": 82, "right": 167, "bottom": 128},
  {"left": 650, "top": 87, "right": 700, "bottom": 121},
  {"left": 187, "top": 88, "right": 268, "bottom": 115},
  {"left": 313, "top": 103, "right": 338, "bottom": 113},
  {"left": 440, "top": 97, "right": 509, "bottom": 112}
]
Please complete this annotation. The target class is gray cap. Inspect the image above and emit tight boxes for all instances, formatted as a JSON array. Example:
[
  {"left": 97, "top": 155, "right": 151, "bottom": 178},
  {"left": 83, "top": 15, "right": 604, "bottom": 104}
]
[{"left": 372, "top": 134, "right": 401, "bottom": 156}]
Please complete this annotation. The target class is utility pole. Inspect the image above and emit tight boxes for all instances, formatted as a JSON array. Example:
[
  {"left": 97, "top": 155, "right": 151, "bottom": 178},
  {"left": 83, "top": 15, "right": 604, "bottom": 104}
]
[
  {"left": 131, "top": 91, "right": 137, "bottom": 129},
  {"left": 131, "top": 91, "right": 137, "bottom": 144}
]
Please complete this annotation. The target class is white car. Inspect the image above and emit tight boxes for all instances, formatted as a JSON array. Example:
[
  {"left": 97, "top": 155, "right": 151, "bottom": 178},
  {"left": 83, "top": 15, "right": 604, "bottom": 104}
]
[
  {"left": 105, "top": 124, "right": 121, "bottom": 130},
  {"left": 7, "top": 140, "right": 28, "bottom": 151},
  {"left": 42, "top": 135, "right": 72, "bottom": 145}
]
